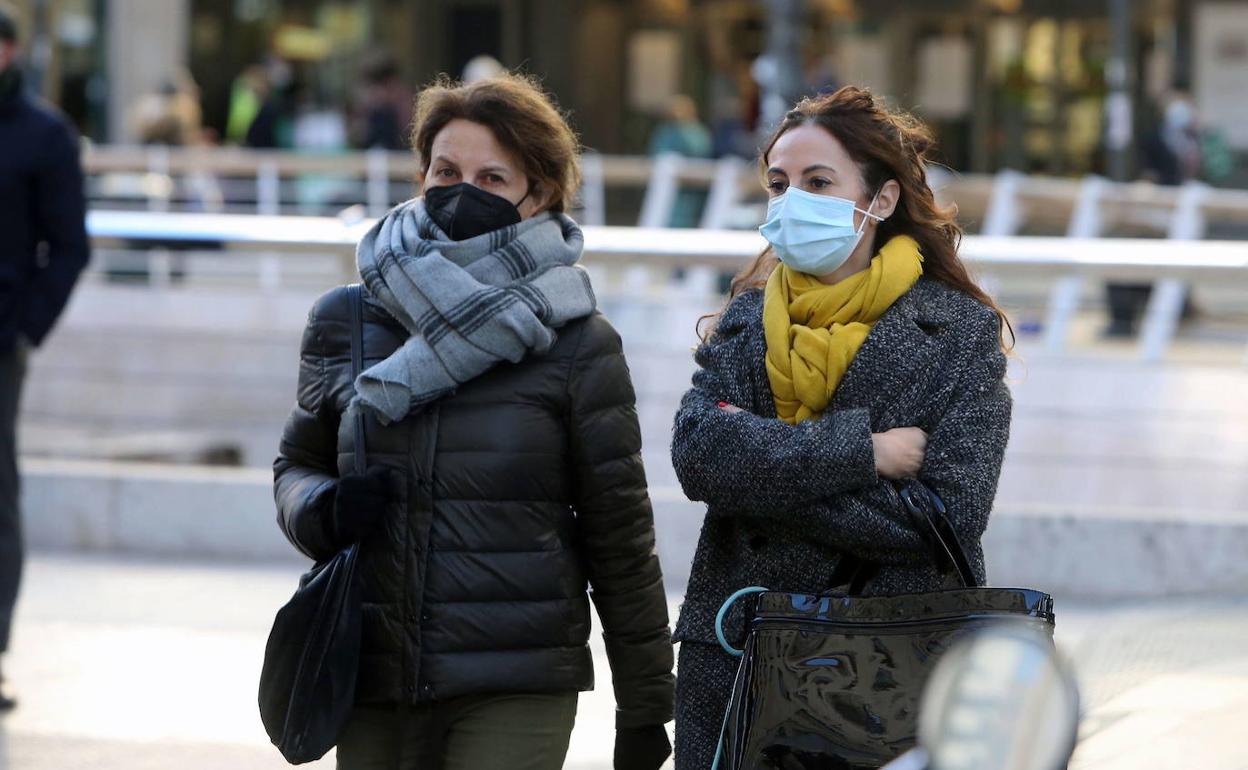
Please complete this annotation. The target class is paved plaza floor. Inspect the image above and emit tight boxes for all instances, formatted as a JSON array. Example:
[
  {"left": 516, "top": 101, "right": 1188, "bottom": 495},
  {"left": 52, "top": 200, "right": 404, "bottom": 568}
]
[{"left": 1, "top": 553, "right": 1245, "bottom": 770}]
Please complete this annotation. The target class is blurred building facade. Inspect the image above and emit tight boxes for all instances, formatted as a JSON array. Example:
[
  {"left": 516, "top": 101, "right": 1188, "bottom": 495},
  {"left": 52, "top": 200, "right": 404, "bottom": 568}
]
[{"left": 8, "top": 0, "right": 1248, "bottom": 180}]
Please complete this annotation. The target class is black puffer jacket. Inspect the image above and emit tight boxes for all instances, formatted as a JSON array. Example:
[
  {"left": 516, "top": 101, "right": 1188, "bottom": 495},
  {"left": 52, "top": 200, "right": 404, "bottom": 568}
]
[{"left": 273, "top": 285, "right": 674, "bottom": 728}]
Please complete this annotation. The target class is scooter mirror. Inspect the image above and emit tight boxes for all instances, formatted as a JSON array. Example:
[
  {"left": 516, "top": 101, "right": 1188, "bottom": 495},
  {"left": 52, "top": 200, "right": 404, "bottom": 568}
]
[{"left": 912, "top": 625, "right": 1080, "bottom": 770}]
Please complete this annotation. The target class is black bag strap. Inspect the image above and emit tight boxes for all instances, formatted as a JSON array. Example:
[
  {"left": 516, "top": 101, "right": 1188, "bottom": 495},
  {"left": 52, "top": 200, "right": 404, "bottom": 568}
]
[
  {"left": 349, "top": 284, "right": 404, "bottom": 767},
  {"left": 898, "top": 479, "right": 978, "bottom": 588},
  {"left": 347, "top": 284, "right": 366, "bottom": 476},
  {"left": 827, "top": 553, "right": 878, "bottom": 596},
  {"left": 828, "top": 479, "right": 979, "bottom": 594}
]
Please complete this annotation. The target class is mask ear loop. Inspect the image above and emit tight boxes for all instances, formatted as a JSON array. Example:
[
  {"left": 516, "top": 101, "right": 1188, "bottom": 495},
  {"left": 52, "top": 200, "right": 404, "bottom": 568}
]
[
  {"left": 855, "top": 190, "right": 886, "bottom": 235},
  {"left": 512, "top": 183, "right": 533, "bottom": 212}
]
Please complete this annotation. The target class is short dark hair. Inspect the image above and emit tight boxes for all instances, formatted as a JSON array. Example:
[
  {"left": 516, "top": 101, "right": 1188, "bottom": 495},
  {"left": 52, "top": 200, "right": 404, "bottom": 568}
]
[
  {"left": 411, "top": 72, "right": 582, "bottom": 214},
  {"left": 0, "top": 2, "right": 17, "bottom": 44}
]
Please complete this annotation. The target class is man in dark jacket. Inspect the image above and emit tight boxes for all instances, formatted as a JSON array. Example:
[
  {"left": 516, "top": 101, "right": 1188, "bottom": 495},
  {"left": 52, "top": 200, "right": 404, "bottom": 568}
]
[{"left": 0, "top": 3, "right": 90, "bottom": 710}]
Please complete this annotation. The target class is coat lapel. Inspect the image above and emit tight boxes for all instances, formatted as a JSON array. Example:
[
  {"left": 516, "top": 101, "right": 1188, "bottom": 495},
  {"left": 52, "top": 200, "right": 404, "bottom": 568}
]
[{"left": 830, "top": 280, "right": 948, "bottom": 425}]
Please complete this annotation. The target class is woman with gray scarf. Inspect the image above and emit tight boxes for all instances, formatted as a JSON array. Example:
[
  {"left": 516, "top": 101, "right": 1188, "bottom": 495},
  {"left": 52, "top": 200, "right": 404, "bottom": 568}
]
[{"left": 274, "top": 73, "right": 674, "bottom": 770}]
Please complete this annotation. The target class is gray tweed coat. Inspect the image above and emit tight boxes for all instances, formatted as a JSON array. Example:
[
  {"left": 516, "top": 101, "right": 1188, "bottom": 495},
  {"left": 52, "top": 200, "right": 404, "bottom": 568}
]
[
  {"left": 669, "top": 277, "right": 1012, "bottom": 769},
  {"left": 671, "top": 277, "right": 1012, "bottom": 647}
]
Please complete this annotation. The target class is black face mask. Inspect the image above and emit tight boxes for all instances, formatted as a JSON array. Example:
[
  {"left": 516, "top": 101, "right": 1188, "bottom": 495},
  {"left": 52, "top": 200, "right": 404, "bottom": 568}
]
[{"left": 423, "top": 182, "right": 527, "bottom": 241}]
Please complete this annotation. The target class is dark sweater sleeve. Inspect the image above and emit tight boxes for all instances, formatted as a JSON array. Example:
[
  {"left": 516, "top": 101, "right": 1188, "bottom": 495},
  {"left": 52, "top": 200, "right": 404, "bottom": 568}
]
[
  {"left": 273, "top": 294, "right": 344, "bottom": 561},
  {"left": 671, "top": 323, "right": 879, "bottom": 515},
  {"left": 22, "top": 118, "right": 89, "bottom": 346},
  {"left": 777, "top": 312, "right": 1011, "bottom": 565},
  {"left": 567, "top": 316, "right": 674, "bottom": 729}
]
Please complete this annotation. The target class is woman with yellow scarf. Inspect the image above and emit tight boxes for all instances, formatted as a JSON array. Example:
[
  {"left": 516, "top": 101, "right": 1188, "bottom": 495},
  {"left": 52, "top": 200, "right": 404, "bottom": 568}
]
[{"left": 668, "top": 87, "right": 1015, "bottom": 770}]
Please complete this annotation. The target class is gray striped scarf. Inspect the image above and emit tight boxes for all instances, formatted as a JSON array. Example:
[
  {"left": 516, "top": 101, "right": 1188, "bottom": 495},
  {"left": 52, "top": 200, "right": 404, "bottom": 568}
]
[{"left": 354, "top": 197, "right": 597, "bottom": 424}]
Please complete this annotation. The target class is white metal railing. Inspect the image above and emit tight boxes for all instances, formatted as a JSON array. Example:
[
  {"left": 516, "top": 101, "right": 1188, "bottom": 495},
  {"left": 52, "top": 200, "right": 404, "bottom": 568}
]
[
  {"left": 83, "top": 145, "right": 1248, "bottom": 239},
  {"left": 975, "top": 169, "right": 1248, "bottom": 240},
  {"left": 85, "top": 210, "right": 1248, "bottom": 363},
  {"left": 83, "top": 145, "right": 736, "bottom": 226}
]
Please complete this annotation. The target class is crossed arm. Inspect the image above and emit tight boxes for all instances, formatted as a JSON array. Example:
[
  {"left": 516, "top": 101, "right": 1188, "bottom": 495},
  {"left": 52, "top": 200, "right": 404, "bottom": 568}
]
[{"left": 671, "top": 315, "right": 1010, "bottom": 564}]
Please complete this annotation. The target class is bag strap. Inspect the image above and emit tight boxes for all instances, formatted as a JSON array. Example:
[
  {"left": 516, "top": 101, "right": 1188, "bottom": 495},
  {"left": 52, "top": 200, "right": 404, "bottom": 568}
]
[
  {"left": 898, "top": 479, "right": 978, "bottom": 588},
  {"left": 347, "top": 284, "right": 366, "bottom": 476},
  {"left": 828, "top": 479, "right": 979, "bottom": 594},
  {"left": 826, "top": 554, "right": 878, "bottom": 596}
]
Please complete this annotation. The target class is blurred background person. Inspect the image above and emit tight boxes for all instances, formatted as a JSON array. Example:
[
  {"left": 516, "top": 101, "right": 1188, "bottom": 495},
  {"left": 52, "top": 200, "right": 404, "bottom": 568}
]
[
  {"left": 245, "top": 53, "right": 296, "bottom": 149},
  {"left": 649, "top": 94, "right": 713, "bottom": 161},
  {"left": 708, "top": 62, "right": 757, "bottom": 160},
  {"left": 129, "top": 69, "right": 205, "bottom": 148},
  {"left": 803, "top": 51, "right": 841, "bottom": 98},
  {"left": 128, "top": 69, "right": 224, "bottom": 213},
  {"left": 1141, "top": 90, "right": 1201, "bottom": 187},
  {"left": 0, "top": 0, "right": 89, "bottom": 711},
  {"left": 1161, "top": 91, "right": 1202, "bottom": 184},
  {"left": 349, "top": 51, "right": 412, "bottom": 151},
  {"left": 225, "top": 63, "right": 269, "bottom": 146},
  {"left": 648, "top": 94, "right": 713, "bottom": 227},
  {"left": 461, "top": 54, "right": 505, "bottom": 84}
]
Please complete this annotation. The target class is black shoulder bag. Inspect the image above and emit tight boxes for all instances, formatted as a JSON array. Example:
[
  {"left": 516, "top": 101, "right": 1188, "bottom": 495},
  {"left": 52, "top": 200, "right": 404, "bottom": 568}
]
[
  {"left": 259, "top": 284, "right": 367, "bottom": 764},
  {"left": 712, "top": 479, "right": 1056, "bottom": 770}
]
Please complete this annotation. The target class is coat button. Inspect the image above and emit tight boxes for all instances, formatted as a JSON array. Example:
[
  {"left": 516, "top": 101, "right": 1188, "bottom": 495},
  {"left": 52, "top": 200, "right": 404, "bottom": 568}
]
[
  {"left": 421, "top": 610, "right": 431, "bottom": 622},
  {"left": 421, "top": 683, "right": 434, "bottom": 697}
]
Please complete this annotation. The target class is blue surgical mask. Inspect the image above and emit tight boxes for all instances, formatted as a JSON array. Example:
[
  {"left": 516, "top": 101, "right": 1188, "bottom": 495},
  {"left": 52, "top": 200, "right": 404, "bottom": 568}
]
[{"left": 759, "top": 186, "right": 884, "bottom": 275}]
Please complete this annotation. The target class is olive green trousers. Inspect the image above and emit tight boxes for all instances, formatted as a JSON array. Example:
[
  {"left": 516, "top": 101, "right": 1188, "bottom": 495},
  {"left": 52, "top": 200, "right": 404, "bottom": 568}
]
[{"left": 335, "top": 691, "right": 578, "bottom": 770}]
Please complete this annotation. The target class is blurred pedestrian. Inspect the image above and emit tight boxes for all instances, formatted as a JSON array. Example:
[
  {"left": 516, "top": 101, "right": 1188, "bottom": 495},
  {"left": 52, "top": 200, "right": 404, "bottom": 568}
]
[
  {"left": 0, "top": 2, "right": 90, "bottom": 711},
  {"left": 350, "top": 51, "right": 412, "bottom": 151},
  {"left": 225, "top": 64, "right": 268, "bottom": 145},
  {"left": 1116, "top": 91, "right": 1205, "bottom": 337},
  {"left": 274, "top": 72, "right": 674, "bottom": 770},
  {"left": 128, "top": 70, "right": 224, "bottom": 213},
  {"left": 246, "top": 54, "right": 296, "bottom": 149},
  {"left": 649, "top": 94, "right": 712, "bottom": 161},
  {"left": 708, "top": 66, "right": 754, "bottom": 159},
  {"left": 803, "top": 52, "right": 841, "bottom": 97},
  {"left": 130, "top": 69, "right": 205, "bottom": 147},
  {"left": 648, "top": 94, "right": 713, "bottom": 227},
  {"left": 1140, "top": 91, "right": 1200, "bottom": 187},
  {"left": 1161, "top": 92, "right": 1201, "bottom": 184},
  {"left": 461, "top": 54, "right": 504, "bottom": 84},
  {"left": 669, "top": 87, "right": 1013, "bottom": 769}
]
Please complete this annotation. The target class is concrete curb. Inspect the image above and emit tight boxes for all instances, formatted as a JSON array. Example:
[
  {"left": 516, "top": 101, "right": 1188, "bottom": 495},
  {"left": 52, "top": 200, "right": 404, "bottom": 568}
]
[
  {"left": 21, "top": 458, "right": 1248, "bottom": 598},
  {"left": 22, "top": 458, "right": 295, "bottom": 562}
]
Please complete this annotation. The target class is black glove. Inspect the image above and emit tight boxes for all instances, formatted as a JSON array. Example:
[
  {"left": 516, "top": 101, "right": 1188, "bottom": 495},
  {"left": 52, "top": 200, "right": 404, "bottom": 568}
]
[
  {"left": 614, "top": 725, "right": 672, "bottom": 770},
  {"left": 331, "top": 466, "right": 394, "bottom": 545}
]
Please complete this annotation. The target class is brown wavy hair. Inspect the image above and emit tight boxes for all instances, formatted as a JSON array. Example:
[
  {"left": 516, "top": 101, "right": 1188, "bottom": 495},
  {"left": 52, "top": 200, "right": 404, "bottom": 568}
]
[
  {"left": 707, "top": 86, "right": 1012, "bottom": 348},
  {"left": 411, "top": 72, "right": 582, "bottom": 213}
]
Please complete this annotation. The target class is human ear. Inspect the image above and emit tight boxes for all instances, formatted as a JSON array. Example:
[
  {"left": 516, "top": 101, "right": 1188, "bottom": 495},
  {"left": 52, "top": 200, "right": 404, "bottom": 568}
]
[{"left": 873, "top": 178, "right": 901, "bottom": 221}]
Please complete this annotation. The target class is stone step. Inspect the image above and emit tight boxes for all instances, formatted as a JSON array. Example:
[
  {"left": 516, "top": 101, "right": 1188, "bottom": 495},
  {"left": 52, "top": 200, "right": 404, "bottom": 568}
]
[{"left": 19, "top": 458, "right": 1248, "bottom": 599}]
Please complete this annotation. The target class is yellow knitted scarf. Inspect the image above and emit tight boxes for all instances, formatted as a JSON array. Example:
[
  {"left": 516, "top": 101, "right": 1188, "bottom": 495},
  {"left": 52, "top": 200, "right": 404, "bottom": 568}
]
[{"left": 764, "top": 235, "right": 924, "bottom": 424}]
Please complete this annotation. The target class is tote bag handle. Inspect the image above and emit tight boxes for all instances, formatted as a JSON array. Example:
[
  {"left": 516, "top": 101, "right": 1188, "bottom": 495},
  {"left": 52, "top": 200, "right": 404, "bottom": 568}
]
[{"left": 828, "top": 479, "right": 979, "bottom": 593}]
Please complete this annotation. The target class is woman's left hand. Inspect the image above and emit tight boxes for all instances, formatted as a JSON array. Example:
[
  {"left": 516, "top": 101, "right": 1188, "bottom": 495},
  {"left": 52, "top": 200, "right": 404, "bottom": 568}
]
[
  {"left": 717, "top": 401, "right": 743, "bottom": 414},
  {"left": 614, "top": 725, "right": 672, "bottom": 770}
]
